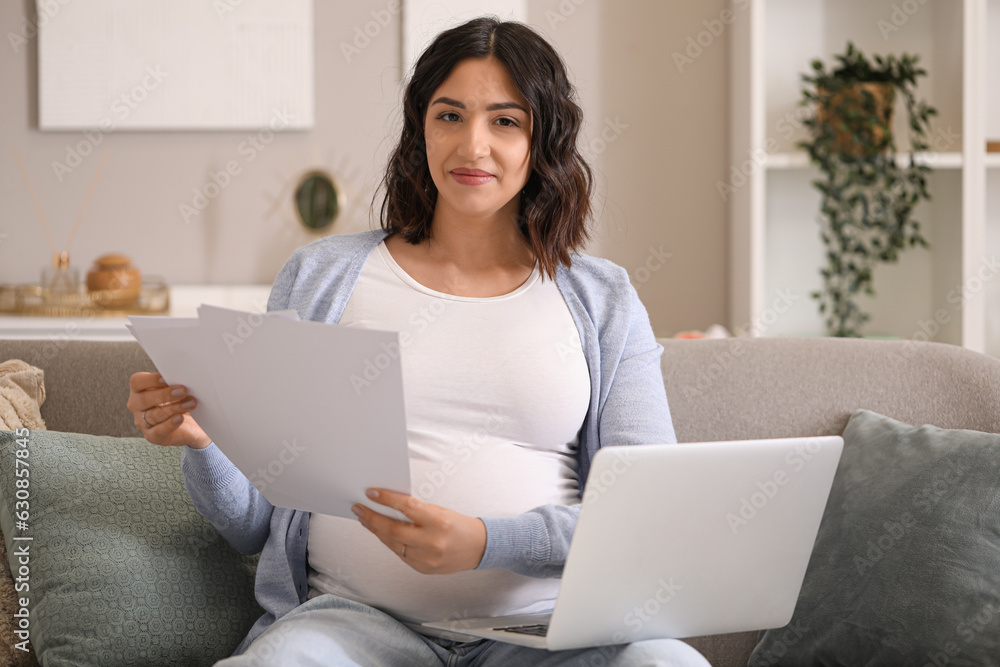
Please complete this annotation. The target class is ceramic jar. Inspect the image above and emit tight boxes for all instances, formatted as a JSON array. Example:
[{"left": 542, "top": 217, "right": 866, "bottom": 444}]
[{"left": 86, "top": 254, "right": 141, "bottom": 308}]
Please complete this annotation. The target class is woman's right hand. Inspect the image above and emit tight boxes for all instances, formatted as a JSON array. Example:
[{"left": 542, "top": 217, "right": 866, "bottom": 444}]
[{"left": 127, "top": 372, "right": 212, "bottom": 449}]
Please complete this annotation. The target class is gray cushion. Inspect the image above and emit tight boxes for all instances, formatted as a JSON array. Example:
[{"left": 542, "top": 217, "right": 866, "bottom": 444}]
[
  {"left": 0, "top": 430, "right": 261, "bottom": 666},
  {"left": 749, "top": 410, "right": 1000, "bottom": 665}
]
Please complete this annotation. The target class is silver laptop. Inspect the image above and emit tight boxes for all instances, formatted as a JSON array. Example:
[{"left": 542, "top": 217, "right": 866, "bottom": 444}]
[{"left": 421, "top": 435, "right": 843, "bottom": 651}]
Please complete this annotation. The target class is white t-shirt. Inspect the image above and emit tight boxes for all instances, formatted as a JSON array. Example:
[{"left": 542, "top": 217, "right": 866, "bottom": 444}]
[{"left": 306, "top": 239, "right": 591, "bottom": 624}]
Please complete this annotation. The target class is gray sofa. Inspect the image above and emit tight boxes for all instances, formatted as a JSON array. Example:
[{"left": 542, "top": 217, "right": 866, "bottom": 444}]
[{"left": 1, "top": 336, "right": 999, "bottom": 666}]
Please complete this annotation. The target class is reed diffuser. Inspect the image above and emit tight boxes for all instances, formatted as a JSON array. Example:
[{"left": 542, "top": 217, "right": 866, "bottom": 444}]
[
  {"left": 41, "top": 251, "right": 78, "bottom": 295},
  {"left": 13, "top": 148, "right": 109, "bottom": 301}
]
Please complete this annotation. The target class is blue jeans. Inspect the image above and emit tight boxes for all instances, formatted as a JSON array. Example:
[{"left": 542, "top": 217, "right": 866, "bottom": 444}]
[{"left": 214, "top": 594, "right": 711, "bottom": 666}]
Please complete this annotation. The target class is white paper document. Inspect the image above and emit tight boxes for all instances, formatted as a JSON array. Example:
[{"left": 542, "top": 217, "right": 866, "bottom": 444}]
[{"left": 128, "top": 305, "right": 410, "bottom": 520}]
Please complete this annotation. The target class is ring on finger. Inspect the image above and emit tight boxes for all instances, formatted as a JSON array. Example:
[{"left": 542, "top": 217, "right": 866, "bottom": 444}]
[{"left": 141, "top": 409, "right": 154, "bottom": 429}]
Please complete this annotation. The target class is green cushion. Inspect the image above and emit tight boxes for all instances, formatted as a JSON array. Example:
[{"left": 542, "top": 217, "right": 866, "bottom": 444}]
[
  {"left": 749, "top": 410, "right": 1000, "bottom": 666},
  {"left": 0, "top": 430, "right": 261, "bottom": 666}
]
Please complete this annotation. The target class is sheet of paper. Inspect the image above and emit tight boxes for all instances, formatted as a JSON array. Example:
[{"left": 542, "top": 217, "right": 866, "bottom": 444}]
[
  {"left": 129, "top": 306, "right": 410, "bottom": 520},
  {"left": 127, "top": 316, "right": 238, "bottom": 454}
]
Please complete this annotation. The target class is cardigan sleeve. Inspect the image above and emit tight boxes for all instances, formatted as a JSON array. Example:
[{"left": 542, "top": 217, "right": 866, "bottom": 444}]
[{"left": 181, "top": 443, "right": 275, "bottom": 555}]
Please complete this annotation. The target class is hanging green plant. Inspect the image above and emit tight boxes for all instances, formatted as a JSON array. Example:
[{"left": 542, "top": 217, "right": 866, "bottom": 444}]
[{"left": 798, "top": 42, "right": 937, "bottom": 337}]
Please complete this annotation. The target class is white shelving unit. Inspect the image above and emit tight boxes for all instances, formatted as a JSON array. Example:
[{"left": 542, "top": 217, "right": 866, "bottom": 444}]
[{"left": 729, "top": 0, "right": 998, "bottom": 358}]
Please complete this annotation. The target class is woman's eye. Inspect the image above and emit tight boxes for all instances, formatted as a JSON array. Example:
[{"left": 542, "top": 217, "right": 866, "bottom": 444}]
[
  {"left": 439, "top": 112, "right": 461, "bottom": 122},
  {"left": 496, "top": 117, "right": 519, "bottom": 128}
]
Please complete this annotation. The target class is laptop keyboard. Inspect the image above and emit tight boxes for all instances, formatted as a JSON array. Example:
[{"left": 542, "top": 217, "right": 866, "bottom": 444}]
[{"left": 493, "top": 623, "right": 549, "bottom": 637}]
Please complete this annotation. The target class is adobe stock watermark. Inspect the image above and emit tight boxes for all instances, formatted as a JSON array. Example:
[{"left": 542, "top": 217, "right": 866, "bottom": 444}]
[
  {"left": 922, "top": 601, "right": 1000, "bottom": 667},
  {"left": 213, "top": 0, "right": 252, "bottom": 20},
  {"left": 544, "top": 0, "right": 587, "bottom": 30},
  {"left": 581, "top": 447, "right": 640, "bottom": 506},
  {"left": 955, "top": 601, "right": 1000, "bottom": 646},
  {"left": 584, "top": 116, "right": 629, "bottom": 158},
  {"left": 725, "top": 437, "right": 825, "bottom": 535},
  {"left": 672, "top": 0, "right": 749, "bottom": 74},
  {"left": 340, "top": 0, "right": 400, "bottom": 63},
  {"left": 448, "top": 407, "right": 505, "bottom": 466},
  {"left": 52, "top": 65, "right": 169, "bottom": 182},
  {"left": 623, "top": 577, "right": 682, "bottom": 636},
  {"left": 943, "top": 254, "right": 999, "bottom": 305},
  {"left": 240, "top": 616, "right": 293, "bottom": 666},
  {"left": 413, "top": 407, "right": 506, "bottom": 503},
  {"left": 221, "top": 299, "right": 271, "bottom": 353},
  {"left": 350, "top": 299, "right": 451, "bottom": 395},
  {"left": 555, "top": 576, "right": 683, "bottom": 667},
  {"left": 431, "top": 606, "right": 489, "bottom": 634},
  {"left": 8, "top": 0, "right": 71, "bottom": 55},
  {"left": 908, "top": 555, "right": 1000, "bottom": 667},
  {"left": 717, "top": 107, "right": 811, "bottom": 203},
  {"left": 630, "top": 245, "right": 673, "bottom": 292},
  {"left": 748, "top": 622, "right": 811, "bottom": 666},
  {"left": 716, "top": 120, "right": 958, "bottom": 203},
  {"left": 30, "top": 314, "right": 102, "bottom": 362},
  {"left": 677, "top": 288, "right": 799, "bottom": 400},
  {"left": 912, "top": 456, "right": 970, "bottom": 513},
  {"left": 247, "top": 438, "right": 307, "bottom": 493},
  {"left": 877, "top": 0, "right": 929, "bottom": 40},
  {"left": 742, "top": 288, "right": 799, "bottom": 337},
  {"left": 895, "top": 254, "right": 999, "bottom": 359},
  {"left": 179, "top": 108, "right": 295, "bottom": 224},
  {"left": 854, "top": 456, "right": 969, "bottom": 577},
  {"left": 10, "top": 428, "right": 33, "bottom": 654},
  {"left": 853, "top": 511, "right": 917, "bottom": 576},
  {"left": 922, "top": 126, "right": 961, "bottom": 159},
  {"left": 554, "top": 322, "right": 584, "bottom": 362}
]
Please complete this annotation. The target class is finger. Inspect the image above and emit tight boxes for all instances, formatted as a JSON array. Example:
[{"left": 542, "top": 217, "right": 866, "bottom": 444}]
[
  {"left": 365, "top": 488, "right": 430, "bottom": 523},
  {"left": 127, "top": 371, "right": 188, "bottom": 411},
  {"left": 127, "top": 373, "right": 170, "bottom": 413},
  {"left": 353, "top": 510, "right": 419, "bottom": 564},
  {"left": 142, "top": 410, "right": 191, "bottom": 445},
  {"left": 352, "top": 502, "right": 420, "bottom": 551},
  {"left": 141, "top": 397, "right": 197, "bottom": 430},
  {"left": 352, "top": 500, "right": 411, "bottom": 533},
  {"left": 137, "top": 385, "right": 192, "bottom": 415},
  {"left": 129, "top": 371, "right": 169, "bottom": 392}
]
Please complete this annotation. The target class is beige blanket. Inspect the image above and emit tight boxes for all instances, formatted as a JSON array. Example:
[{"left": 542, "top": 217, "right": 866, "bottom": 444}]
[{"left": 0, "top": 360, "right": 46, "bottom": 431}]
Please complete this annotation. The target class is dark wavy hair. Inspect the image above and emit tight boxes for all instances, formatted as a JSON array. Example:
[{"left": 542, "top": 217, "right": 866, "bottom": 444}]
[{"left": 377, "top": 17, "right": 594, "bottom": 279}]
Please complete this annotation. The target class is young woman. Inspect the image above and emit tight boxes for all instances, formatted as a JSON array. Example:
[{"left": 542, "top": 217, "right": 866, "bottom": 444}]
[{"left": 128, "top": 17, "right": 709, "bottom": 667}]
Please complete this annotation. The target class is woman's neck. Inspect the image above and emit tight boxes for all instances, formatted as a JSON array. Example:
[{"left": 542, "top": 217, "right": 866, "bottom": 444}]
[
  {"left": 422, "top": 198, "right": 533, "bottom": 272},
  {"left": 383, "top": 198, "right": 537, "bottom": 298}
]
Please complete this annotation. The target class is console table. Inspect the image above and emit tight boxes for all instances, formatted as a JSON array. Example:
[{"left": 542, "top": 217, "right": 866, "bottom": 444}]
[{"left": 0, "top": 285, "right": 273, "bottom": 341}]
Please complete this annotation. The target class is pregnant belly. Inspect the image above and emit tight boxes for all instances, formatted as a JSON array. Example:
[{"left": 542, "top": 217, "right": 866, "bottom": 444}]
[{"left": 307, "top": 445, "right": 578, "bottom": 622}]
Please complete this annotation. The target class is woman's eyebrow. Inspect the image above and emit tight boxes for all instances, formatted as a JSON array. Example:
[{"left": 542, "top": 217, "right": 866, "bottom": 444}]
[{"left": 430, "top": 96, "right": 528, "bottom": 113}]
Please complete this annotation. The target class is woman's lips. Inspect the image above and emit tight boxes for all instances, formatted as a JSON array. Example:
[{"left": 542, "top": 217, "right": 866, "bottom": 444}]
[{"left": 450, "top": 168, "right": 495, "bottom": 186}]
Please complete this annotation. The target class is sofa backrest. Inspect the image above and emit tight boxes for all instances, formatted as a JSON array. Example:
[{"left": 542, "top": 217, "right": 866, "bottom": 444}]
[
  {"left": 660, "top": 337, "right": 1000, "bottom": 442},
  {"left": 1, "top": 337, "right": 998, "bottom": 440},
  {"left": 0, "top": 340, "right": 154, "bottom": 437}
]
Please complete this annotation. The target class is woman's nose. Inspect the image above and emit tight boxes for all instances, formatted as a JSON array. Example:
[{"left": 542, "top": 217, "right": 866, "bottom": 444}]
[{"left": 457, "top": 121, "right": 490, "bottom": 159}]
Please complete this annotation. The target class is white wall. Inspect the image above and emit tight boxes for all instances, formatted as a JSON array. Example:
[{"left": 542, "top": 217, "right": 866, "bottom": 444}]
[{"left": 0, "top": 0, "right": 728, "bottom": 337}]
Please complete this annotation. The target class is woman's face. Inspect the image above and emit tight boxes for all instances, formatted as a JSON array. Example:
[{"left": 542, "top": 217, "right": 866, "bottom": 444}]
[{"left": 423, "top": 56, "right": 532, "bottom": 223}]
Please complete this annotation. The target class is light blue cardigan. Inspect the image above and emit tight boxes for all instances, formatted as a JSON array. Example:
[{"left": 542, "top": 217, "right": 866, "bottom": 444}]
[{"left": 181, "top": 228, "right": 676, "bottom": 655}]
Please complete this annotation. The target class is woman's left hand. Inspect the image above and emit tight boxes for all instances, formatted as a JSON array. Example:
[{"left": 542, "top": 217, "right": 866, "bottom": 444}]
[{"left": 353, "top": 489, "right": 487, "bottom": 574}]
